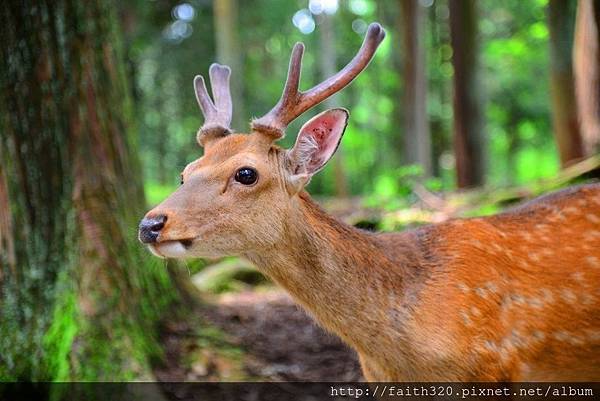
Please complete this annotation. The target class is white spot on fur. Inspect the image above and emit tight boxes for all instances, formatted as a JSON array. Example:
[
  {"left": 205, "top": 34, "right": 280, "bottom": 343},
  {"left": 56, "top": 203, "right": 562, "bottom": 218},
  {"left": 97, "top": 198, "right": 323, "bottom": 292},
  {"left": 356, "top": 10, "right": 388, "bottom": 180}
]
[
  {"left": 555, "top": 212, "right": 567, "bottom": 221},
  {"left": 553, "top": 331, "right": 570, "bottom": 341},
  {"left": 483, "top": 340, "right": 500, "bottom": 353},
  {"left": 474, "top": 287, "right": 487, "bottom": 299},
  {"left": 528, "top": 297, "right": 544, "bottom": 309},
  {"left": 567, "top": 336, "right": 585, "bottom": 346},
  {"left": 500, "top": 295, "right": 512, "bottom": 311},
  {"left": 520, "top": 363, "right": 532, "bottom": 376},
  {"left": 485, "top": 282, "right": 499, "bottom": 293},
  {"left": 457, "top": 282, "right": 470, "bottom": 293},
  {"left": 540, "top": 288, "right": 554, "bottom": 302},
  {"left": 586, "top": 256, "right": 599, "bottom": 268},
  {"left": 470, "top": 239, "right": 483, "bottom": 248},
  {"left": 587, "top": 330, "right": 600, "bottom": 341},
  {"left": 586, "top": 213, "right": 600, "bottom": 224},
  {"left": 461, "top": 311, "right": 472, "bottom": 326},
  {"left": 560, "top": 289, "right": 577, "bottom": 304},
  {"left": 470, "top": 306, "right": 481, "bottom": 317},
  {"left": 532, "top": 330, "right": 545, "bottom": 341},
  {"left": 510, "top": 294, "right": 526, "bottom": 305}
]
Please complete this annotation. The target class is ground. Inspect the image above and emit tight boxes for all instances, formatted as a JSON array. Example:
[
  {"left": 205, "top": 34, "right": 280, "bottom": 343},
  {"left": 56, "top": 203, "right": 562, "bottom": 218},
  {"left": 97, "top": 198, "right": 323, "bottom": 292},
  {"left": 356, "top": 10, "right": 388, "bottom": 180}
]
[{"left": 154, "top": 287, "right": 362, "bottom": 383}]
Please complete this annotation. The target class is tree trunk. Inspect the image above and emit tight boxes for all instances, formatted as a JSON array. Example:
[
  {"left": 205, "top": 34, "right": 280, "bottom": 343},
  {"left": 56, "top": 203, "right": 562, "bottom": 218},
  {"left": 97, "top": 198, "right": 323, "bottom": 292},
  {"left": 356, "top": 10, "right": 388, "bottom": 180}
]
[
  {"left": 574, "top": 0, "right": 600, "bottom": 155},
  {"left": 400, "top": 0, "right": 432, "bottom": 177},
  {"left": 0, "top": 0, "right": 177, "bottom": 380},
  {"left": 319, "top": 14, "right": 349, "bottom": 197},
  {"left": 548, "top": 0, "right": 585, "bottom": 166},
  {"left": 213, "top": 0, "right": 246, "bottom": 131},
  {"left": 449, "top": 0, "right": 486, "bottom": 188}
]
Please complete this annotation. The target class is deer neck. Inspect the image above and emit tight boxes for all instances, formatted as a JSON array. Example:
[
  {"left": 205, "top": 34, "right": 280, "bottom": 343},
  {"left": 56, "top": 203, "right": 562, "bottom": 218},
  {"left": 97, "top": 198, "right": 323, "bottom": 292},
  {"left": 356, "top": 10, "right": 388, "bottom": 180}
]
[{"left": 244, "top": 192, "right": 414, "bottom": 352}]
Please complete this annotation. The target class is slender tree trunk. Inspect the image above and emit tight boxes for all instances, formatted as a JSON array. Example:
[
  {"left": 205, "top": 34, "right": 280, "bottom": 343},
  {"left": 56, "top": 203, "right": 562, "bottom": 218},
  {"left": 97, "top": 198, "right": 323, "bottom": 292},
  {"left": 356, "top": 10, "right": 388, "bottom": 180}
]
[
  {"left": 213, "top": 0, "right": 245, "bottom": 130},
  {"left": 575, "top": 0, "right": 600, "bottom": 155},
  {"left": 548, "top": 0, "right": 585, "bottom": 166},
  {"left": 319, "top": 14, "right": 349, "bottom": 197},
  {"left": 428, "top": 0, "right": 449, "bottom": 178},
  {"left": 400, "top": 0, "right": 432, "bottom": 177},
  {"left": 449, "top": 0, "right": 486, "bottom": 188},
  {"left": 0, "top": 0, "right": 177, "bottom": 380}
]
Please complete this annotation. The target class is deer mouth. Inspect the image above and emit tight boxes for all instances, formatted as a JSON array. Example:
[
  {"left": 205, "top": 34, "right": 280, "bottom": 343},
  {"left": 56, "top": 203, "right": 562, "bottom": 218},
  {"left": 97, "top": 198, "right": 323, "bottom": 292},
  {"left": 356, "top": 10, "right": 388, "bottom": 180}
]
[{"left": 148, "top": 239, "right": 194, "bottom": 259}]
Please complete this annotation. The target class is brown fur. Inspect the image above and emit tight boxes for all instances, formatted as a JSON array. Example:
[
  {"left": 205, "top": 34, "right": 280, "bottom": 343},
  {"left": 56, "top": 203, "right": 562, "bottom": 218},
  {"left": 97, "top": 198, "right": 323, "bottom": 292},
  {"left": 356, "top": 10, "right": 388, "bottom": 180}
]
[{"left": 144, "top": 132, "right": 600, "bottom": 381}]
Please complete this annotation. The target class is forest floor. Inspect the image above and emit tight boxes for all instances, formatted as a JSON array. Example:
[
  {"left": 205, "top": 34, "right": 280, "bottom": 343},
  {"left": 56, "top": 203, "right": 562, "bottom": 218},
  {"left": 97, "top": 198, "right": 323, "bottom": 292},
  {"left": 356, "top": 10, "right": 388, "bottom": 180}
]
[{"left": 154, "top": 286, "right": 362, "bottom": 383}]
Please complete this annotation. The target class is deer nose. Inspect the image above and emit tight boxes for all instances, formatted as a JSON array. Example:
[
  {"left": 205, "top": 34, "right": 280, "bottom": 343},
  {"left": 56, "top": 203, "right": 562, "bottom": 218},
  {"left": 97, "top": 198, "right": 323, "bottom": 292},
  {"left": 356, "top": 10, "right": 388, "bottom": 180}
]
[{"left": 138, "top": 215, "right": 167, "bottom": 244}]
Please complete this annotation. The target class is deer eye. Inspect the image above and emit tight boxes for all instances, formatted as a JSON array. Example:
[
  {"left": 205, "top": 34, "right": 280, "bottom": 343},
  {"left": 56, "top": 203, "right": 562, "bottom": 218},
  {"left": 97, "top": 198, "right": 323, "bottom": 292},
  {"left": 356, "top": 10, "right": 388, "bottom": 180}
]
[
  {"left": 180, "top": 175, "right": 184, "bottom": 185},
  {"left": 234, "top": 167, "right": 258, "bottom": 185}
]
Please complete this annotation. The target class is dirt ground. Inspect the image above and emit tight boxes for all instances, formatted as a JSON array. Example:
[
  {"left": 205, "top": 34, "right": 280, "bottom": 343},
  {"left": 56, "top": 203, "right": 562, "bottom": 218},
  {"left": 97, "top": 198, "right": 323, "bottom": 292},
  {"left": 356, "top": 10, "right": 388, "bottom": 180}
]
[{"left": 154, "top": 288, "right": 362, "bottom": 383}]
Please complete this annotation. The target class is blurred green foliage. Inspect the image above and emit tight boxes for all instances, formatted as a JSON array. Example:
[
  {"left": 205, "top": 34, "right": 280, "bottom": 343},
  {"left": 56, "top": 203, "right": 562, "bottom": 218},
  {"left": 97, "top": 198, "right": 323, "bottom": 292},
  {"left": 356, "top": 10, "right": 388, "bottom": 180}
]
[{"left": 127, "top": 0, "right": 559, "bottom": 205}]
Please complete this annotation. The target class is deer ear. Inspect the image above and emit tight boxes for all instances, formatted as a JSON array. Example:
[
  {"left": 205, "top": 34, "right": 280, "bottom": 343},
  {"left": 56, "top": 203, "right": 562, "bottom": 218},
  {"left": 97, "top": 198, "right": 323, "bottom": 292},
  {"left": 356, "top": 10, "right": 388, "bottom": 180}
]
[{"left": 286, "top": 108, "right": 348, "bottom": 190}]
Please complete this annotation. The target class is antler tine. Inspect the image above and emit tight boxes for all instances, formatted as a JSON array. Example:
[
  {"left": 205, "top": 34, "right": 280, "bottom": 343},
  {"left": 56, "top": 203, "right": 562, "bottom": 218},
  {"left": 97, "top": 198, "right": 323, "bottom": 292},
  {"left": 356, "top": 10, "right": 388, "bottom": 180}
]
[
  {"left": 284, "top": 43, "right": 305, "bottom": 97},
  {"left": 209, "top": 64, "right": 233, "bottom": 127},
  {"left": 194, "top": 63, "right": 233, "bottom": 146},
  {"left": 252, "top": 23, "right": 386, "bottom": 138},
  {"left": 250, "top": 43, "right": 304, "bottom": 137}
]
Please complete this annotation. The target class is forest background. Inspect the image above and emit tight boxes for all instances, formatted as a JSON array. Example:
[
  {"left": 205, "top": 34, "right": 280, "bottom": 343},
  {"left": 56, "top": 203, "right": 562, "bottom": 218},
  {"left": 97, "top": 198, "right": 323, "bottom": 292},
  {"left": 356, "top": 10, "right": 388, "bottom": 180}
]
[{"left": 1, "top": 0, "right": 599, "bottom": 383}]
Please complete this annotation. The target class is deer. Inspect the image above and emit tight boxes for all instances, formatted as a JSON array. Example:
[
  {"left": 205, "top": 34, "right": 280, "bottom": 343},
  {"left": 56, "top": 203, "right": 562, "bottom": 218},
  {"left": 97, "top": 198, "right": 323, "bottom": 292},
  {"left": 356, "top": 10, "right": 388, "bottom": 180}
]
[{"left": 139, "top": 23, "right": 600, "bottom": 381}]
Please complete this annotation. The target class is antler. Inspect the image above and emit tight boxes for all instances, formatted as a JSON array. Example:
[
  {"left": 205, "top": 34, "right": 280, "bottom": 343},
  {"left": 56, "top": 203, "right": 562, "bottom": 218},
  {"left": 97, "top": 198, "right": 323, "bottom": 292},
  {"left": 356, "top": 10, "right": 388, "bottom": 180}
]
[
  {"left": 252, "top": 22, "right": 386, "bottom": 138},
  {"left": 194, "top": 63, "right": 233, "bottom": 146}
]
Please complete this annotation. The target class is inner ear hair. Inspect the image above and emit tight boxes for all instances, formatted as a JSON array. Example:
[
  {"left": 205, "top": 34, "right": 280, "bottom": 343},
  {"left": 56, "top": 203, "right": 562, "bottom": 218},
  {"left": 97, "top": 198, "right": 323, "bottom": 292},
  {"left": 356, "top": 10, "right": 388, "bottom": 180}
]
[{"left": 290, "top": 134, "right": 319, "bottom": 174}]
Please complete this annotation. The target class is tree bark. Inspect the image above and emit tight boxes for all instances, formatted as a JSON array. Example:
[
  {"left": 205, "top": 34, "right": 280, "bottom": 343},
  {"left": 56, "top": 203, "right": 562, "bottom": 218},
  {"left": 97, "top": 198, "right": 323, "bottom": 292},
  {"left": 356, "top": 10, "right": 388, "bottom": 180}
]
[
  {"left": 574, "top": 0, "right": 600, "bottom": 155},
  {"left": 213, "top": 0, "right": 246, "bottom": 130},
  {"left": 0, "top": 0, "right": 177, "bottom": 380},
  {"left": 400, "top": 0, "right": 432, "bottom": 177},
  {"left": 548, "top": 0, "right": 585, "bottom": 166},
  {"left": 319, "top": 14, "right": 349, "bottom": 197},
  {"left": 449, "top": 0, "right": 486, "bottom": 188}
]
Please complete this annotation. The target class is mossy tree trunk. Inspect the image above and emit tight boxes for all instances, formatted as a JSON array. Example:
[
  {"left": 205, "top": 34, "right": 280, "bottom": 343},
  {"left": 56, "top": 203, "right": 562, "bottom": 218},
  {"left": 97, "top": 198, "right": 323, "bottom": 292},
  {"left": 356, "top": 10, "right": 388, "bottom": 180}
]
[{"left": 0, "top": 0, "right": 178, "bottom": 380}]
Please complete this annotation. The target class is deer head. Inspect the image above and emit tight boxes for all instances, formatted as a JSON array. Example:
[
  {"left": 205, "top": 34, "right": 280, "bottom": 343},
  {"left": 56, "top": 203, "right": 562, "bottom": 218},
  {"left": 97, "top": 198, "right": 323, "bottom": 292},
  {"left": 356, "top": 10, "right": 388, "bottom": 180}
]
[{"left": 139, "top": 23, "right": 385, "bottom": 258}]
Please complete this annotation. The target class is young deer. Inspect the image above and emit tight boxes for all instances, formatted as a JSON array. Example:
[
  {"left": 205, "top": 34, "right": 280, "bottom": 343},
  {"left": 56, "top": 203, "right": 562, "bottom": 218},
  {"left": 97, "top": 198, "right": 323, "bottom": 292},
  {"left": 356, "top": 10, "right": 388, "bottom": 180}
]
[{"left": 139, "top": 23, "right": 600, "bottom": 381}]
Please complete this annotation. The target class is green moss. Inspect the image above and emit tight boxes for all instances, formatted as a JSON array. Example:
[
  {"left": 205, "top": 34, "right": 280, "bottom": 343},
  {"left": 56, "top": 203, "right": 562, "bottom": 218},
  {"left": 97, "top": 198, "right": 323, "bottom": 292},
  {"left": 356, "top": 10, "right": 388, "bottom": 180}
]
[{"left": 42, "top": 282, "right": 78, "bottom": 381}]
